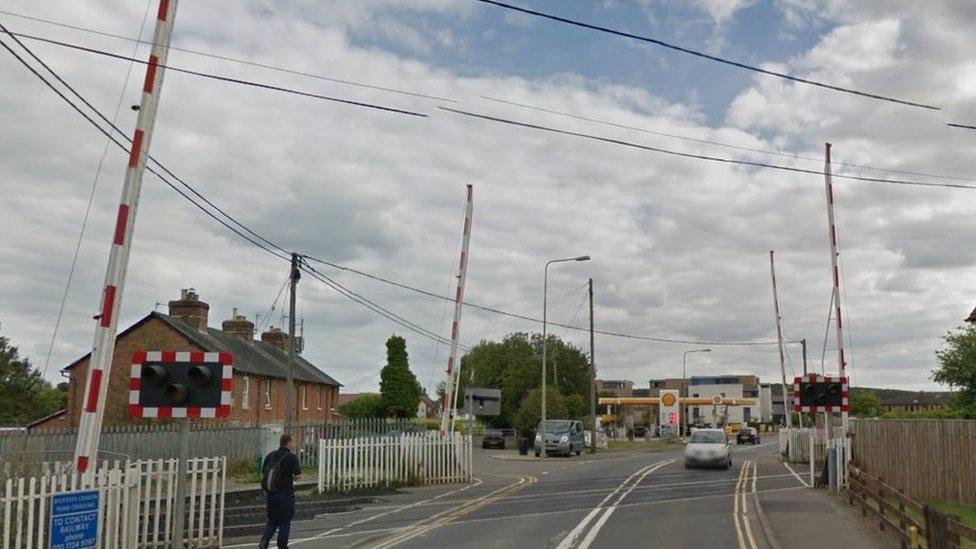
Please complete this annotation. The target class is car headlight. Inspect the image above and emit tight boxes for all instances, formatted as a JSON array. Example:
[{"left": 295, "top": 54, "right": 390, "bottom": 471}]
[
  {"left": 560, "top": 434, "right": 568, "bottom": 443},
  {"left": 535, "top": 434, "right": 542, "bottom": 442}
]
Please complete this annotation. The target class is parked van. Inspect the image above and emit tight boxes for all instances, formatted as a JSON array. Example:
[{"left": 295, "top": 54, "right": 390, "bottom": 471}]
[{"left": 534, "top": 419, "right": 585, "bottom": 457}]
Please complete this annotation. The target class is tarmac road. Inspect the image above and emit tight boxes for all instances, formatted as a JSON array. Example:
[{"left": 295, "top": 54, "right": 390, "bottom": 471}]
[{"left": 225, "top": 439, "right": 800, "bottom": 548}]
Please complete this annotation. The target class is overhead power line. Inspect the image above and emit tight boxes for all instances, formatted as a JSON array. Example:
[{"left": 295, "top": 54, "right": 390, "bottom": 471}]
[
  {"left": 0, "top": 8, "right": 456, "bottom": 103},
  {"left": 4, "top": 30, "right": 428, "bottom": 118},
  {"left": 0, "top": 25, "right": 293, "bottom": 263},
  {"left": 301, "top": 255, "right": 794, "bottom": 347},
  {"left": 441, "top": 107, "right": 976, "bottom": 191},
  {"left": 472, "top": 0, "right": 940, "bottom": 111},
  {"left": 947, "top": 122, "right": 976, "bottom": 131},
  {"left": 481, "top": 96, "right": 976, "bottom": 184}
]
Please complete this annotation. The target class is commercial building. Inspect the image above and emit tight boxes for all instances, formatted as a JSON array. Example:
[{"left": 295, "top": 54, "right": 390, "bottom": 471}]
[{"left": 649, "top": 374, "right": 773, "bottom": 427}]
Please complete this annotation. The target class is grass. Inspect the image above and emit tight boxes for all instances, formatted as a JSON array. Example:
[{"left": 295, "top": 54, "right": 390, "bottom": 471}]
[
  {"left": 603, "top": 439, "right": 680, "bottom": 453},
  {"left": 923, "top": 500, "right": 976, "bottom": 549}
]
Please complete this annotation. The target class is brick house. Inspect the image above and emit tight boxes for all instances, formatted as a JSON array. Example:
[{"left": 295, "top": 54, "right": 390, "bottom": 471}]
[{"left": 41, "top": 289, "right": 341, "bottom": 428}]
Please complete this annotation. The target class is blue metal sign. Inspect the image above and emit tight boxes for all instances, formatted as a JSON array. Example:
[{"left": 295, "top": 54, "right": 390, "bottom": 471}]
[{"left": 49, "top": 490, "right": 99, "bottom": 549}]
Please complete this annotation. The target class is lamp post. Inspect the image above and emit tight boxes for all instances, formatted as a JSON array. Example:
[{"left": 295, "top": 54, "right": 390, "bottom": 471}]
[
  {"left": 681, "top": 349, "right": 711, "bottom": 437},
  {"left": 541, "top": 255, "right": 590, "bottom": 458}
]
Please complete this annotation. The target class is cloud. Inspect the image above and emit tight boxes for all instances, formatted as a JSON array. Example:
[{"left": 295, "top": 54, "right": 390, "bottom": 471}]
[{"left": 1, "top": 0, "right": 972, "bottom": 397}]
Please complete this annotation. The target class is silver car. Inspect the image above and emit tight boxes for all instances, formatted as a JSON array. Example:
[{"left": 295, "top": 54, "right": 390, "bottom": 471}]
[
  {"left": 535, "top": 420, "right": 585, "bottom": 457},
  {"left": 683, "top": 428, "right": 732, "bottom": 469}
]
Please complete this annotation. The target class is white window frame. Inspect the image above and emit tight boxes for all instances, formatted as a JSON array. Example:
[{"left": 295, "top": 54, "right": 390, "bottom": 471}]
[
  {"left": 264, "top": 380, "right": 272, "bottom": 410},
  {"left": 241, "top": 375, "right": 250, "bottom": 410},
  {"left": 301, "top": 385, "right": 308, "bottom": 410},
  {"left": 316, "top": 385, "right": 323, "bottom": 410}
]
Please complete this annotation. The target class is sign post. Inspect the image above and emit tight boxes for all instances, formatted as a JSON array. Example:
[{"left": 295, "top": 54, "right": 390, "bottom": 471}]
[
  {"left": 50, "top": 490, "right": 99, "bottom": 549},
  {"left": 659, "top": 390, "right": 680, "bottom": 438}
]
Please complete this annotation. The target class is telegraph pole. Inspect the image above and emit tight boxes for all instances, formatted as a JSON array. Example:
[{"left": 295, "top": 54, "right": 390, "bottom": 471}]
[
  {"left": 801, "top": 338, "right": 808, "bottom": 376},
  {"left": 769, "top": 250, "right": 793, "bottom": 429},
  {"left": 74, "top": 0, "right": 179, "bottom": 472},
  {"left": 285, "top": 252, "right": 300, "bottom": 434},
  {"left": 588, "top": 278, "right": 596, "bottom": 454}
]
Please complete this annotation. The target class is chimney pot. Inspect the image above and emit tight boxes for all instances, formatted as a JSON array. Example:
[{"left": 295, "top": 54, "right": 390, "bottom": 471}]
[
  {"left": 222, "top": 308, "right": 255, "bottom": 341},
  {"left": 168, "top": 288, "right": 210, "bottom": 331},
  {"left": 260, "top": 327, "right": 289, "bottom": 351}
]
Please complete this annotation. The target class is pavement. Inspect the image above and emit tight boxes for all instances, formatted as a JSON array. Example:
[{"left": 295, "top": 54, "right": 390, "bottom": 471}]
[{"left": 223, "top": 436, "right": 897, "bottom": 548}]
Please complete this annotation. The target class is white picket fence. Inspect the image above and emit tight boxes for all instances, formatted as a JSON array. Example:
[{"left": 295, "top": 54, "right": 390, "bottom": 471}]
[
  {"left": 318, "top": 433, "right": 472, "bottom": 492},
  {"left": 0, "top": 457, "right": 225, "bottom": 548}
]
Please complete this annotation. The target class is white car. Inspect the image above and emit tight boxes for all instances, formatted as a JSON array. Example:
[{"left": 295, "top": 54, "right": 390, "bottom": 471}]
[{"left": 683, "top": 428, "right": 732, "bottom": 469}]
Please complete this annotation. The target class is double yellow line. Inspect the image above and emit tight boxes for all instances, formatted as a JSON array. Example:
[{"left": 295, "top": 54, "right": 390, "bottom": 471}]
[
  {"left": 734, "top": 460, "right": 760, "bottom": 549},
  {"left": 371, "top": 474, "right": 537, "bottom": 548}
]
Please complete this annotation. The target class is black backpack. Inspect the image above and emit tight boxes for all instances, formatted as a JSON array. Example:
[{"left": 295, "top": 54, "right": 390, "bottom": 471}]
[{"left": 261, "top": 450, "right": 286, "bottom": 493}]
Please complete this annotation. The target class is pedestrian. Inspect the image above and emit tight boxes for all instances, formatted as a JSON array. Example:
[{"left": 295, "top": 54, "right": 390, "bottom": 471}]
[{"left": 259, "top": 434, "right": 302, "bottom": 549}]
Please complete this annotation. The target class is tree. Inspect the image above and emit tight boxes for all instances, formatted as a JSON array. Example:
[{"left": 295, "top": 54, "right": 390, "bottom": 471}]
[
  {"left": 514, "top": 385, "right": 568, "bottom": 438},
  {"left": 379, "top": 335, "right": 422, "bottom": 418},
  {"left": 849, "top": 390, "right": 883, "bottom": 418},
  {"left": 934, "top": 326, "right": 976, "bottom": 418},
  {"left": 454, "top": 332, "right": 591, "bottom": 429},
  {"left": 338, "top": 394, "right": 385, "bottom": 419},
  {"left": 0, "top": 335, "right": 66, "bottom": 425}
]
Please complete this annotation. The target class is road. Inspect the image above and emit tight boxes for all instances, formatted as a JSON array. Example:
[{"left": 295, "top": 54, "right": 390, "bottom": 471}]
[{"left": 225, "top": 439, "right": 803, "bottom": 548}]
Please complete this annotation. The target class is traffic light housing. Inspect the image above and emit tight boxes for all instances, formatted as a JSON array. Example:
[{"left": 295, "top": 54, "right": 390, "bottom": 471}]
[
  {"left": 129, "top": 351, "right": 232, "bottom": 418},
  {"left": 793, "top": 375, "right": 848, "bottom": 413}
]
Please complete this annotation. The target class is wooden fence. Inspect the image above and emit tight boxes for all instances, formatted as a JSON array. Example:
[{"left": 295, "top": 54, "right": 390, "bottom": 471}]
[
  {"left": 848, "top": 465, "right": 976, "bottom": 549},
  {"left": 318, "top": 433, "right": 472, "bottom": 492},
  {"left": 851, "top": 420, "right": 976, "bottom": 505},
  {"left": 0, "top": 418, "right": 417, "bottom": 474}
]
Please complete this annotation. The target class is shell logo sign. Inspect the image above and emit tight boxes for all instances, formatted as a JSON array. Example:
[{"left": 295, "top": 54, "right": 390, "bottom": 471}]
[{"left": 658, "top": 389, "right": 680, "bottom": 426}]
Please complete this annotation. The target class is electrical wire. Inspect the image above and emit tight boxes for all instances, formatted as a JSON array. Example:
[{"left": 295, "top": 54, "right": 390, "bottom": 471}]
[
  {"left": 440, "top": 107, "right": 976, "bottom": 191},
  {"left": 4, "top": 30, "right": 428, "bottom": 118},
  {"left": 301, "top": 255, "right": 796, "bottom": 346},
  {"left": 0, "top": 8, "right": 456, "bottom": 103},
  {"left": 481, "top": 95, "right": 976, "bottom": 184},
  {"left": 256, "top": 275, "right": 290, "bottom": 331},
  {"left": 472, "top": 0, "right": 939, "bottom": 111},
  {"left": 40, "top": 0, "right": 153, "bottom": 380},
  {"left": 0, "top": 24, "right": 293, "bottom": 263},
  {"left": 947, "top": 123, "right": 976, "bottom": 130}
]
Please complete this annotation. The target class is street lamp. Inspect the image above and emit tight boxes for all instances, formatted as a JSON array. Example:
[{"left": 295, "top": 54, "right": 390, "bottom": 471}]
[
  {"left": 540, "top": 255, "right": 590, "bottom": 458},
  {"left": 681, "top": 349, "right": 711, "bottom": 438}
]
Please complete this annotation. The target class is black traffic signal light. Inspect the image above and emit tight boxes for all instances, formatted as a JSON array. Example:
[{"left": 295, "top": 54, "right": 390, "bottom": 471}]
[
  {"left": 793, "top": 376, "right": 848, "bottom": 412},
  {"left": 137, "top": 361, "right": 223, "bottom": 408}
]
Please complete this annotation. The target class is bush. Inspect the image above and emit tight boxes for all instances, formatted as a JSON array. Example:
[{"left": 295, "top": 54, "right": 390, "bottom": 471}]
[
  {"left": 339, "top": 394, "right": 386, "bottom": 418},
  {"left": 514, "top": 385, "right": 567, "bottom": 439},
  {"left": 228, "top": 457, "right": 259, "bottom": 482}
]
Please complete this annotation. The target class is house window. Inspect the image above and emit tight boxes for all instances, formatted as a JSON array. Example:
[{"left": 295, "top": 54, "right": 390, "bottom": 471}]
[
  {"left": 692, "top": 407, "right": 700, "bottom": 418},
  {"left": 241, "top": 375, "right": 250, "bottom": 410},
  {"left": 317, "top": 386, "right": 323, "bottom": 410},
  {"left": 263, "top": 380, "right": 272, "bottom": 410},
  {"left": 301, "top": 385, "right": 308, "bottom": 410}
]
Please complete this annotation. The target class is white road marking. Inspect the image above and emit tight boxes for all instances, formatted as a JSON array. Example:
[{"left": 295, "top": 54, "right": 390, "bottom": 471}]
[
  {"left": 577, "top": 459, "right": 675, "bottom": 549},
  {"left": 556, "top": 458, "right": 675, "bottom": 549},
  {"left": 783, "top": 460, "right": 811, "bottom": 488}
]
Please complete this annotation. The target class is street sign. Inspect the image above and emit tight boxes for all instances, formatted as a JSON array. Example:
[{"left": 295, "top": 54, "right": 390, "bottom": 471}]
[
  {"left": 50, "top": 490, "right": 98, "bottom": 549},
  {"left": 464, "top": 388, "right": 501, "bottom": 416},
  {"left": 659, "top": 389, "right": 680, "bottom": 427},
  {"left": 793, "top": 375, "right": 848, "bottom": 413},
  {"left": 129, "top": 351, "right": 233, "bottom": 418}
]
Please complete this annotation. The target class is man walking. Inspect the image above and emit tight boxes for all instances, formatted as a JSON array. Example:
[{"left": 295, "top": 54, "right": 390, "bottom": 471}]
[{"left": 259, "top": 434, "right": 302, "bottom": 549}]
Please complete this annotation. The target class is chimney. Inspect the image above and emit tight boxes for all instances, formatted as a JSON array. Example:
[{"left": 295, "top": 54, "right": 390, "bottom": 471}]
[
  {"left": 222, "top": 307, "right": 254, "bottom": 341},
  {"left": 260, "top": 327, "right": 289, "bottom": 351},
  {"left": 168, "top": 288, "right": 210, "bottom": 331}
]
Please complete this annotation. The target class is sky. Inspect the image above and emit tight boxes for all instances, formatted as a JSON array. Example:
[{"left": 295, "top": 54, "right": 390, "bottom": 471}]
[{"left": 1, "top": 0, "right": 974, "bottom": 397}]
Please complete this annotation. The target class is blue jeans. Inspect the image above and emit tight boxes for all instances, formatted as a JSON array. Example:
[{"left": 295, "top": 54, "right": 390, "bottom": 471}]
[{"left": 261, "top": 491, "right": 295, "bottom": 548}]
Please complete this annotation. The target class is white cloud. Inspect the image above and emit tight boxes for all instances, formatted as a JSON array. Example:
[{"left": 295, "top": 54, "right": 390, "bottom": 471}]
[{"left": 1, "top": 0, "right": 973, "bottom": 398}]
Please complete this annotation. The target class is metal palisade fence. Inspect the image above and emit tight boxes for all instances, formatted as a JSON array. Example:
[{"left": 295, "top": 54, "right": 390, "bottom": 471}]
[
  {"left": 1, "top": 418, "right": 418, "bottom": 474},
  {"left": 1, "top": 456, "right": 226, "bottom": 548},
  {"left": 318, "top": 432, "right": 472, "bottom": 492}
]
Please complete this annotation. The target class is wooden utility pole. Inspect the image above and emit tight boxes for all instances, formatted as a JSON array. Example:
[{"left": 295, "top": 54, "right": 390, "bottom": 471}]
[
  {"left": 801, "top": 338, "right": 808, "bottom": 376},
  {"left": 74, "top": 0, "right": 179, "bottom": 472},
  {"left": 588, "top": 278, "right": 596, "bottom": 454},
  {"left": 769, "top": 250, "right": 793, "bottom": 429},
  {"left": 285, "top": 252, "right": 300, "bottom": 434}
]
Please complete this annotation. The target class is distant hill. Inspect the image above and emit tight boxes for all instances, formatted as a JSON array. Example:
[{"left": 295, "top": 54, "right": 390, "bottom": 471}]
[{"left": 769, "top": 384, "right": 951, "bottom": 402}]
